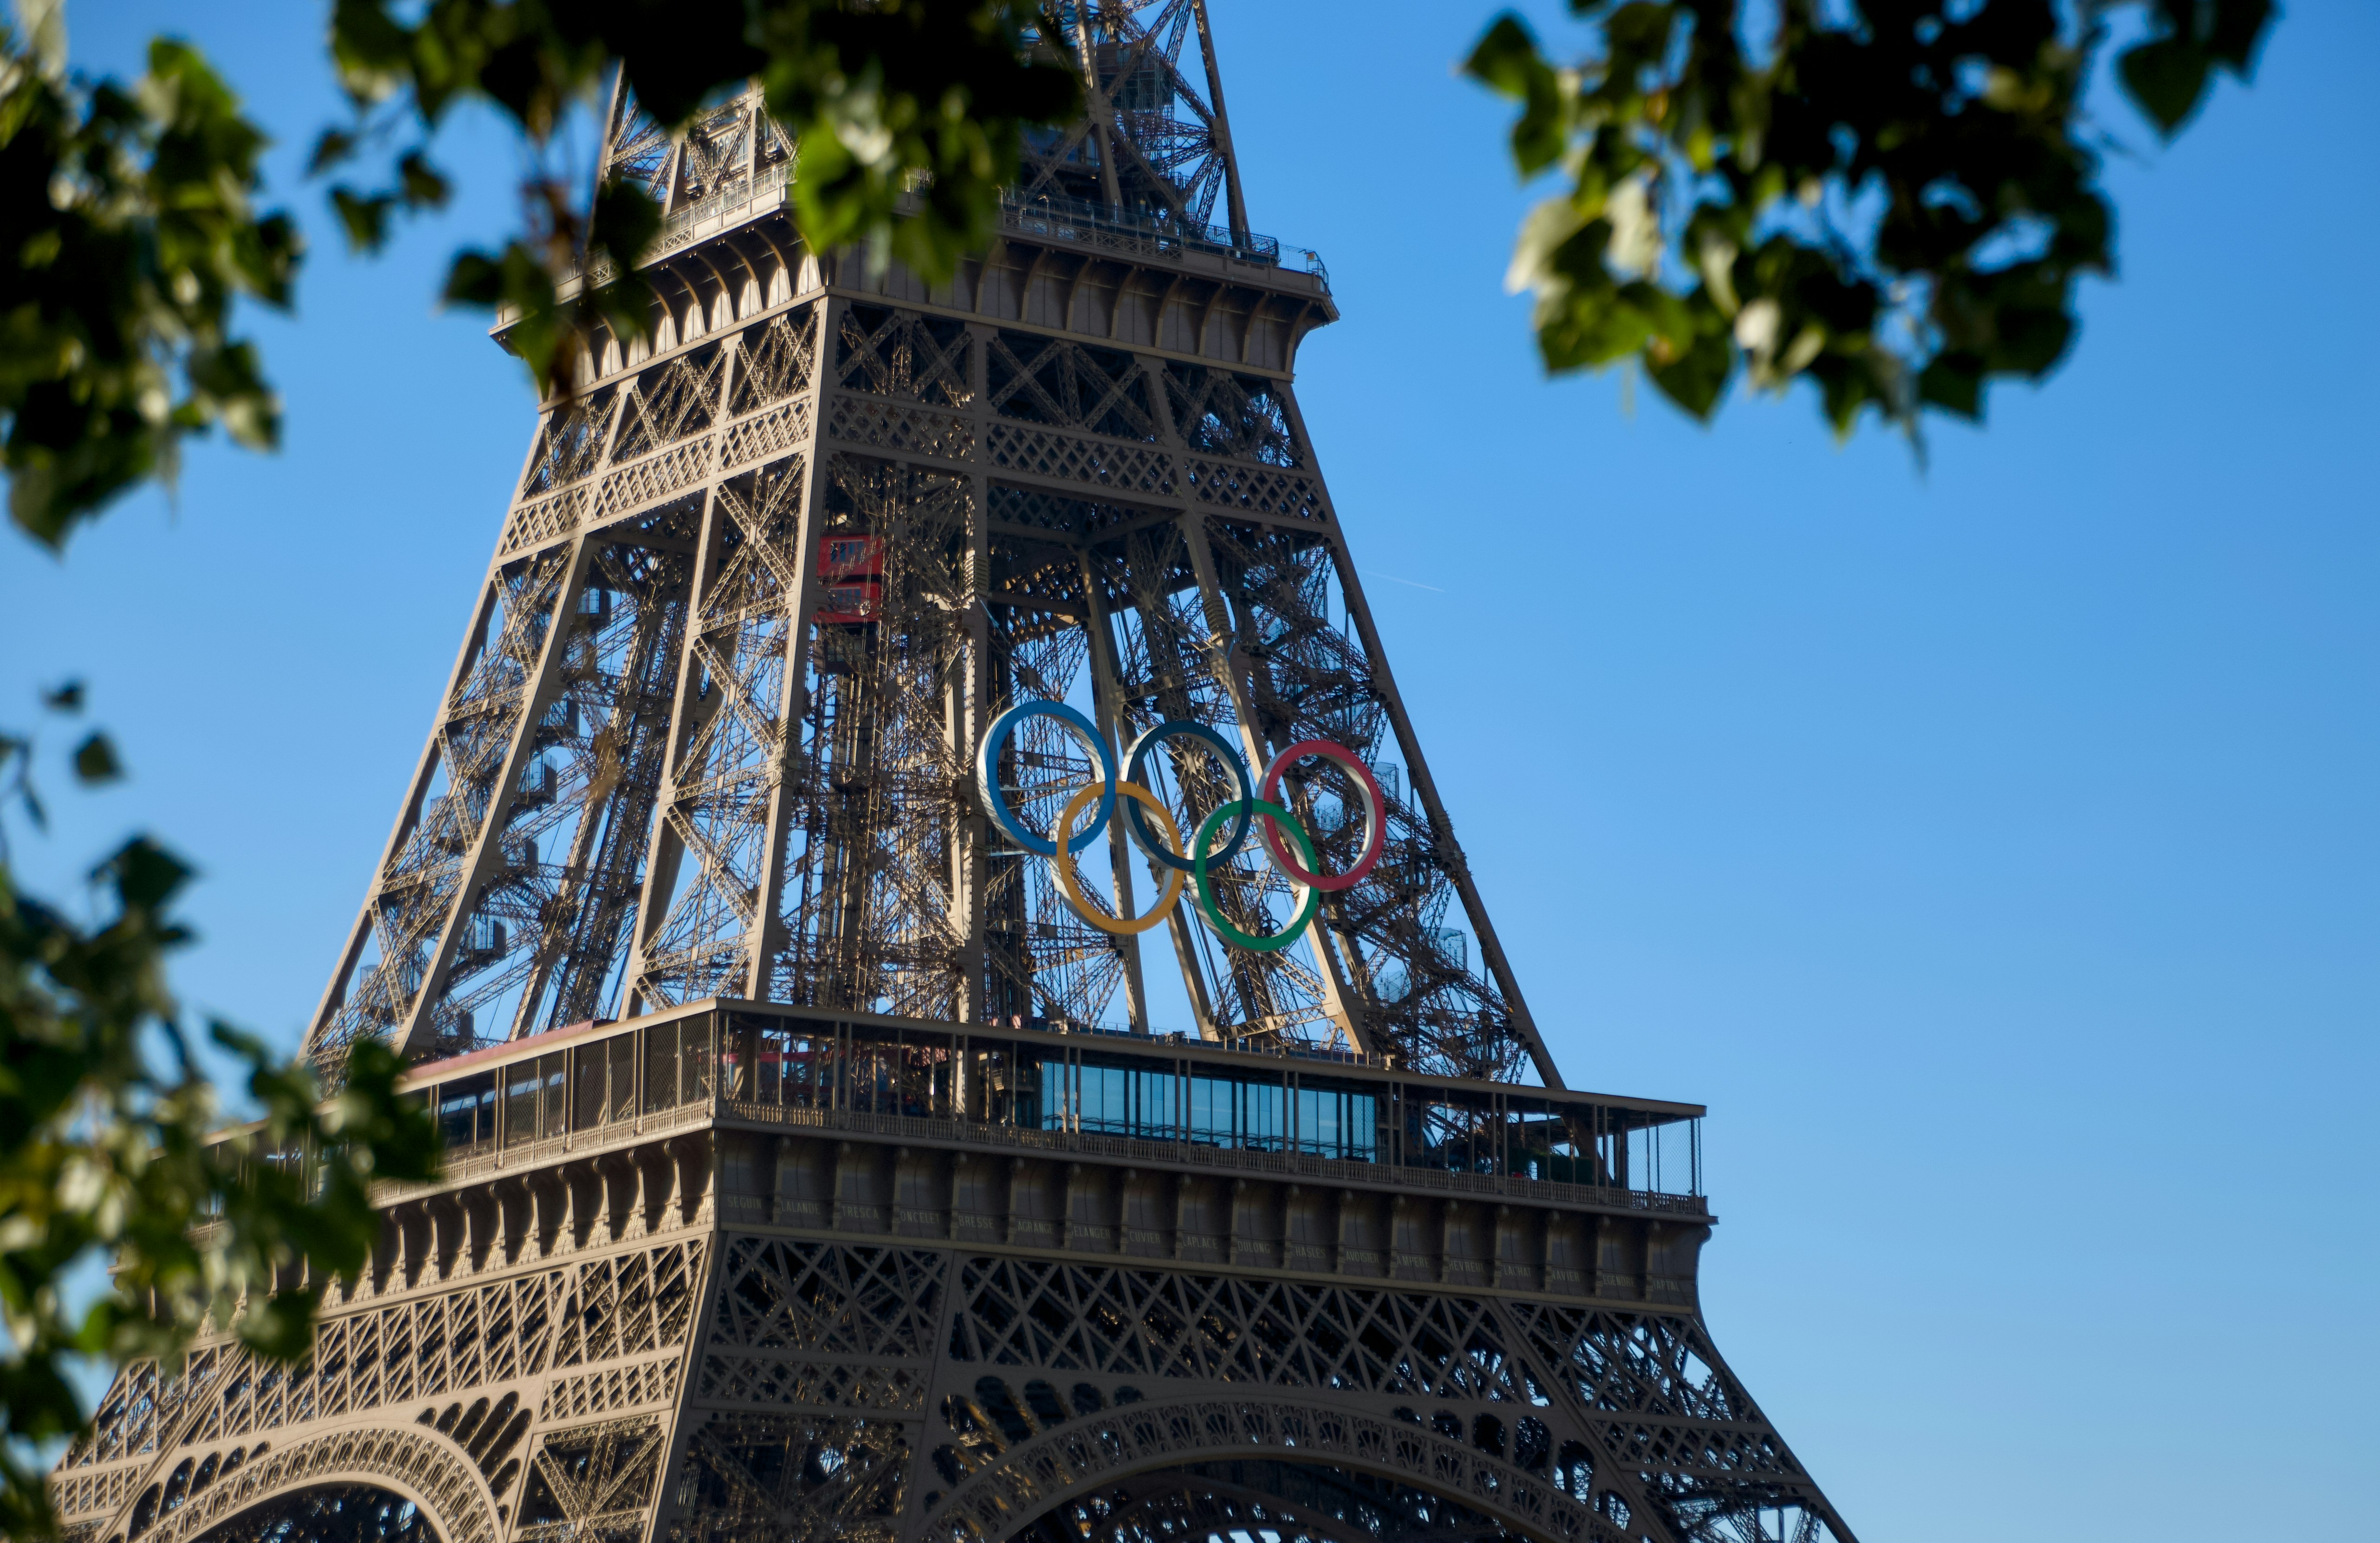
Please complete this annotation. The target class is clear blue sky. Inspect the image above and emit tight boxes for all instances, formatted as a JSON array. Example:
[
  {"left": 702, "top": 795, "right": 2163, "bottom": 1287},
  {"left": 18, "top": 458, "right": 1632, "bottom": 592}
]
[{"left": 6, "top": 3, "right": 2375, "bottom": 1538}]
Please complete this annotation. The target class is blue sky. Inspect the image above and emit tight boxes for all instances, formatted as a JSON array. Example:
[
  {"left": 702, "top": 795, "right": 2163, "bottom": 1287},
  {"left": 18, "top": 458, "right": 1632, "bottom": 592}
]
[{"left": 6, "top": 3, "right": 2375, "bottom": 1539}]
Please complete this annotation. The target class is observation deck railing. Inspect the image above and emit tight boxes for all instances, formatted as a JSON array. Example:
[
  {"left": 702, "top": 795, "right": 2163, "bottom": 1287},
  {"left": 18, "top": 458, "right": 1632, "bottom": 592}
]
[
  {"left": 396, "top": 1093, "right": 1708, "bottom": 1220},
  {"left": 556, "top": 169, "right": 1330, "bottom": 294},
  {"left": 999, "top": 192, "right": 1296, "bottom": 274},
  {"left": 652, "top": 161, "right": 791, "bottom": 258}
]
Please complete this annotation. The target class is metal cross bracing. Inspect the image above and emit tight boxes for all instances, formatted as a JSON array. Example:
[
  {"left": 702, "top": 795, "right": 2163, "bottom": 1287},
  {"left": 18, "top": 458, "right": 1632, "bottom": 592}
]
[
  {"left": 59, "top": 7, "right": 1861, "bottom": 1543},
  {"left": 1013, "top": 0, "right": 1253, "bottom": 245},
  {"left": 58, "top": 1003, "right": 1850, "bottom": 1543},
  {"left": 303, "top": 20, "right": 1552, "bottom": 1087}
]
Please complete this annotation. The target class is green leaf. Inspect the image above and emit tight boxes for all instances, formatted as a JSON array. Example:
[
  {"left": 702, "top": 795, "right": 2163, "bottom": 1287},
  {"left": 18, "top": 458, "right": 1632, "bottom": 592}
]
[
  {"left": 2118, "top": 37, "right": 2212, "bottom": 135},
  {"left": 0, "top": 28, "right": 295, "bottom": 544},
  {"left": 1917, "top": 353, "right": 1985, "bottom": 419},
  {"left": 396, "top": 149, "right": 450, "bottom": 210},
  {"left": 1646, "top": 324, "right": 1734, "bottom": 421},
  {"left": 237, "top": 1287, "right": 322, "bottom": 1362},
  {"left": 1465, "top": 15, "right": 1569, "bottom": 175},
  {"left": 1465, "top": 14, "right": 1546, "bottom": 100},
  {"left": 2205, "top": 0, "right": 2276, "bottom": 71},
  {"left": 441, "top": 249, "right": 505, "bottom": 309},
  {"left": 329, "top": 185, "right": 395, "bottom": 250},
  {"left": 305, "top": 126, "right": 357, "bottom": 174},
  {"left": 99, "top": 834, "right": 193, "bottom": 913},
  {"left": 1602, "top": 2, "right": 1678, "bottom": 63},
  {"left": 1473, "top": 0, "right": 2271, "bottom": 443},
  {"left": 334, "top": 1037, "right": 443, "bottom": 1184},
  {"left": 18, "top": 0, "right": 66, "bottom": 77},
  {"left": 590, "top": 177, "right": 662, "bottom": 277},
  {"left": 70, "top": 732, "right": 122, "bottom": 785},
  {"left": 41, "top": 680, "right": 85, "bottom": 713}
]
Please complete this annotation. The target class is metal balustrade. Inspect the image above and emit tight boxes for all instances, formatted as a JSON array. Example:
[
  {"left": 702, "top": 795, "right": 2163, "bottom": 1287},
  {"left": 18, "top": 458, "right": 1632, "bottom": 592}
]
[
  {"left": 361, "top": 1087, "right": 1705, "bottom": 1219},
  {"left": 559, "top": 169, "right": 1332, "bottom": 295}
]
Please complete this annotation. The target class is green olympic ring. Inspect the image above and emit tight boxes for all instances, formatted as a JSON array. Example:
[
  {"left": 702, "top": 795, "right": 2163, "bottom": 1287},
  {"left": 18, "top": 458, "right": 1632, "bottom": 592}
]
[
  {"left": 978, "top": 700, "right": 1353, "bottom": 952},
  {"left": 1190, "top": 797, "right": 1322, "bottom": 953}
]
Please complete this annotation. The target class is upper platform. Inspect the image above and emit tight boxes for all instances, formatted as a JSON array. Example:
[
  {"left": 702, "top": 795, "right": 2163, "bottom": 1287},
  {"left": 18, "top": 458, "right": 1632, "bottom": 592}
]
[
  {"left": 390, "top": 996, "right": 1706, "bottom": 1221},
  {"left": 534, "top": 179, "right": 1338, "bottom": 390}
]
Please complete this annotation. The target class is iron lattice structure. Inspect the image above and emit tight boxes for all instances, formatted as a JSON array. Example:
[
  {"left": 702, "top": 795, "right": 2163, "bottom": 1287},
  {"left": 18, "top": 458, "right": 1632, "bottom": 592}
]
[{"left": 57, "top": 8, "right": 1857, "bottom": 1543}]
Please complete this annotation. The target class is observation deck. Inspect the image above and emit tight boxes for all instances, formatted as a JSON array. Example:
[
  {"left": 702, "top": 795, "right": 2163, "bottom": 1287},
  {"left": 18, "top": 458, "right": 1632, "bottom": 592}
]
[
  {"left": 192, "top": 996, "right": 1708, "bottom": 1320},
  {"left": 401, "top": 998, "right": 1704, "bottom": 1221},
  {"left": 78, "top": 1010, "right": 1722, "bottom": 1543},
  {"left": 561, "top": 170, "right": 1329, "bottom": 300}
]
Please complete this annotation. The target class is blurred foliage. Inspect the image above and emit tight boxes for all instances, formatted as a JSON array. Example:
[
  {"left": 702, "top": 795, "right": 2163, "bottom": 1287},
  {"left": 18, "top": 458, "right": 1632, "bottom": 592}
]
[
  {"left": 1466, "top": 0, "right": 2276, "bottom": 440},
  {"left": 0, "top": 0, "right": 298, "bottom": 550},
  {"left": 0, "top": 690, "right": 441, "bottom": 1538},
  {"left": 0, "top": 4, "right": 1075, "bottom": 1528},
  {"left": 1, "top": 0, "right": 1078, "bottom": 546},
  {"left": 310, "top": 0, "right": 1079, "bottom": 400},
  {"left": 0, "top": 0, "right": 2290, "bottom": 1513}
]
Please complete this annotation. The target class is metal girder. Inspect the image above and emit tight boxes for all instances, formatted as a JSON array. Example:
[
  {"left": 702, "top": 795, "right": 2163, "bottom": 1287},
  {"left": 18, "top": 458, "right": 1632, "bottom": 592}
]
[
  {"left": 53, "top": 1072, "right": 1850, "bottom": 1543},
  {"left": 305, "top": 238, "right": 1557, "bottom": 1080},
  {"left": 149, "top": 12, "right": 1868, "bottom": 1543}
]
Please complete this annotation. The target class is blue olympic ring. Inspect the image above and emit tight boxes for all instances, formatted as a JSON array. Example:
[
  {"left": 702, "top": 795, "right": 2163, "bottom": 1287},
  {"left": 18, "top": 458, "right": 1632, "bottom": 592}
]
[
  {"left": 1123, "top": 719, "right": 1253, "bottom": 872},
  {"left": 976, "top": 700, "right": 1118, "bottom": 856}
]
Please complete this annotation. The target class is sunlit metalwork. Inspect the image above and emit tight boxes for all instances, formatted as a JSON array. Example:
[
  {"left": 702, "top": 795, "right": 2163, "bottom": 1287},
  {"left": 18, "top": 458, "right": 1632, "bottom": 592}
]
[{"left": 58, "top": 8, "right": 1855, "bottom": 1541}]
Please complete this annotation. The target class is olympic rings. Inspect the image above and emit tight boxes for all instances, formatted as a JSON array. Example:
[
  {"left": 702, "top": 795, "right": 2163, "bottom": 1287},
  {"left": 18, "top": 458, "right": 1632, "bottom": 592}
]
[
  {"left": 976, "top": 700, "right": 1382, "bottom": 950},
  {"left": 1255, "top": 739, "right": 1386, "bottom": 892},
  {"left": 1191, "top": 799, "right": 1322, "bottom": 952},
  {"left": 977, "top": 700, "right": 1116, "bottom": 856},
  {"left": 1123, "top": 719, "right": 1253, "bottom": 872},
  {"left": 1051, "top": 781, "right": 1189, "bottom": 935}
]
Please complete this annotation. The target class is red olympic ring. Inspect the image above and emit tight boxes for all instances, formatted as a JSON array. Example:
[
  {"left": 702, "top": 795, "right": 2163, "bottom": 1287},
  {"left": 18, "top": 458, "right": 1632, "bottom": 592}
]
[{"left": 1255, "top": 739, "right": 1386, "bottom": 892}]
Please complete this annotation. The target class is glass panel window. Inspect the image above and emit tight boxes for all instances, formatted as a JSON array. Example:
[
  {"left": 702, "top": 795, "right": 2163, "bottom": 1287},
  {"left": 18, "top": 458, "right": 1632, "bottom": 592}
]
[
  {"left": 1188, "top": 1072, "right": 1232, "bottom": 1147},
  {"left": 749, "top": 1025, "right": 778, "bottom": 1105},
  {"left": 540, "top": 1052, "right": 568, "bottom": 1137},
  {"left": 1180, "top": 1068, "right": 1287, "bottom": 1151},
  {"left": 719, "top": 1022, "right": 757, "bottom": 1103},
  {"left": 763, "top": 1027, "right": 828, "bottom": 1109},
  {"left": 645, "top": 1023, "right": 680, "bottom": 1112},
  {"left": 993, "top": 1051, "right": 1037, "bottom": 1129},
  {"left": 1294, "top": 1082, "right": 1377, "bottom": 1161},
  {"left": 1065, "top": 1059, "right": 1179, "bottom": 1140},
  {"left": 608, "top": 1033, "right": 638, "bottom": 1121},
  {"left": 572, "top": 1042, "right": 607, "bottom": 1130},
  {"left": 437, "top": 1072, "right": 496, "bottom": 1150},
  {"left": 1240, "top": 1079, "right": 1283, "bottom": 1152},
  {"left": 504, "top": 1060, "right": 541, "bottom": 1147},
  {"left": 681, "top": 1018, "right": 713, "bottom": 1102}
]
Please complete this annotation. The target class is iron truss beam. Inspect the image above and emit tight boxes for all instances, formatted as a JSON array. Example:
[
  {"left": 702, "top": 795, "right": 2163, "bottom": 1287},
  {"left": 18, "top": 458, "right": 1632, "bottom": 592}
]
[{"left": 64, "top": 9, "right": 1860, "bottom": 1543}]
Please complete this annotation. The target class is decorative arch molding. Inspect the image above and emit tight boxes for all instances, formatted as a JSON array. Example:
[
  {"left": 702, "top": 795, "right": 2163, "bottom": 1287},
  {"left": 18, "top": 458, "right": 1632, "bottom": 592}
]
[
  {"left": 142, "top": 1428, "right": 495, "bottom": 1543},
  {"left": 1027, "top": 1467, "right": 1425, "bottom": 1543},
  {"left": 927, "top": 1396, "right": 1629, "bottom": 1543},
  {"left": 187, "top": 1485, "right": 440, "bottom": 1543}
]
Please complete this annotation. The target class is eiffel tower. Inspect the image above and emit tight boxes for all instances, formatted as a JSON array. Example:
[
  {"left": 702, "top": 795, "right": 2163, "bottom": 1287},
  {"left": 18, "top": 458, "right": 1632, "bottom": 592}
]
[{"left": 53, "top": 6, "right": 1857, "bottom": 1543}]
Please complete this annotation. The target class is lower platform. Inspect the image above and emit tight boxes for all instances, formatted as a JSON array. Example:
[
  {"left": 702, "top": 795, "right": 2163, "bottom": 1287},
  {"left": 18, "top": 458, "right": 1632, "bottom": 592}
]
[{"left": 52, "top": 1079, "right": 1850, "bottom": 1543}]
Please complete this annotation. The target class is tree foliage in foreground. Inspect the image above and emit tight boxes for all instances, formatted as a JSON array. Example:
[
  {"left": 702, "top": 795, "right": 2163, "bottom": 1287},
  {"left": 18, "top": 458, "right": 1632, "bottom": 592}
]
[
  {"left": 3, "top": 0, "right": 1080, "bottom": 552},
  {"left": 1466, "top": 0, "right": 2276, "bottom": 439},
  {"left": 0, "top": 693, "right": 441, "bottom": 1540},
  {"left": 0, "top": 3, "right": 1073, "bottom": 1530},
  {"left": 310, "top": 0, "right": 1078, "bottom": 439},
  {"left": 0, "top": 3, "right": 298, "bottom": 547},
  {"left": 0, "top": 0, "right": 2281, "bottom": 1528}
]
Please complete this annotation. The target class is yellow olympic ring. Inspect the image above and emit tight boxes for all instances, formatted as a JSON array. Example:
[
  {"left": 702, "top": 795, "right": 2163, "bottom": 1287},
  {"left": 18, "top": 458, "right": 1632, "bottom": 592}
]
[{"left": 1051, "top": 780, "right": 1188, "bottom": 935}]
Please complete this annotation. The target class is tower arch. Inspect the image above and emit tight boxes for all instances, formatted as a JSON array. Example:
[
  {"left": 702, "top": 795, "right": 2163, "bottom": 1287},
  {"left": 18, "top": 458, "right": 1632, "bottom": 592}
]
[
  {"left": 1012, "top": 1462, "right": 1552, "bottom": 1543},
  {"left": 917, "top": 1394, "right": 1596, "bottom": 1543},
  {"left": 187, "top": 1484, "right": 441, "bottom": 1543},
  {"left": 133, "top": 1428, "right": 495, "bottom": 1543},
  {"left": 58, "top": 6, "right": 1858, "bottom": 1543}
]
